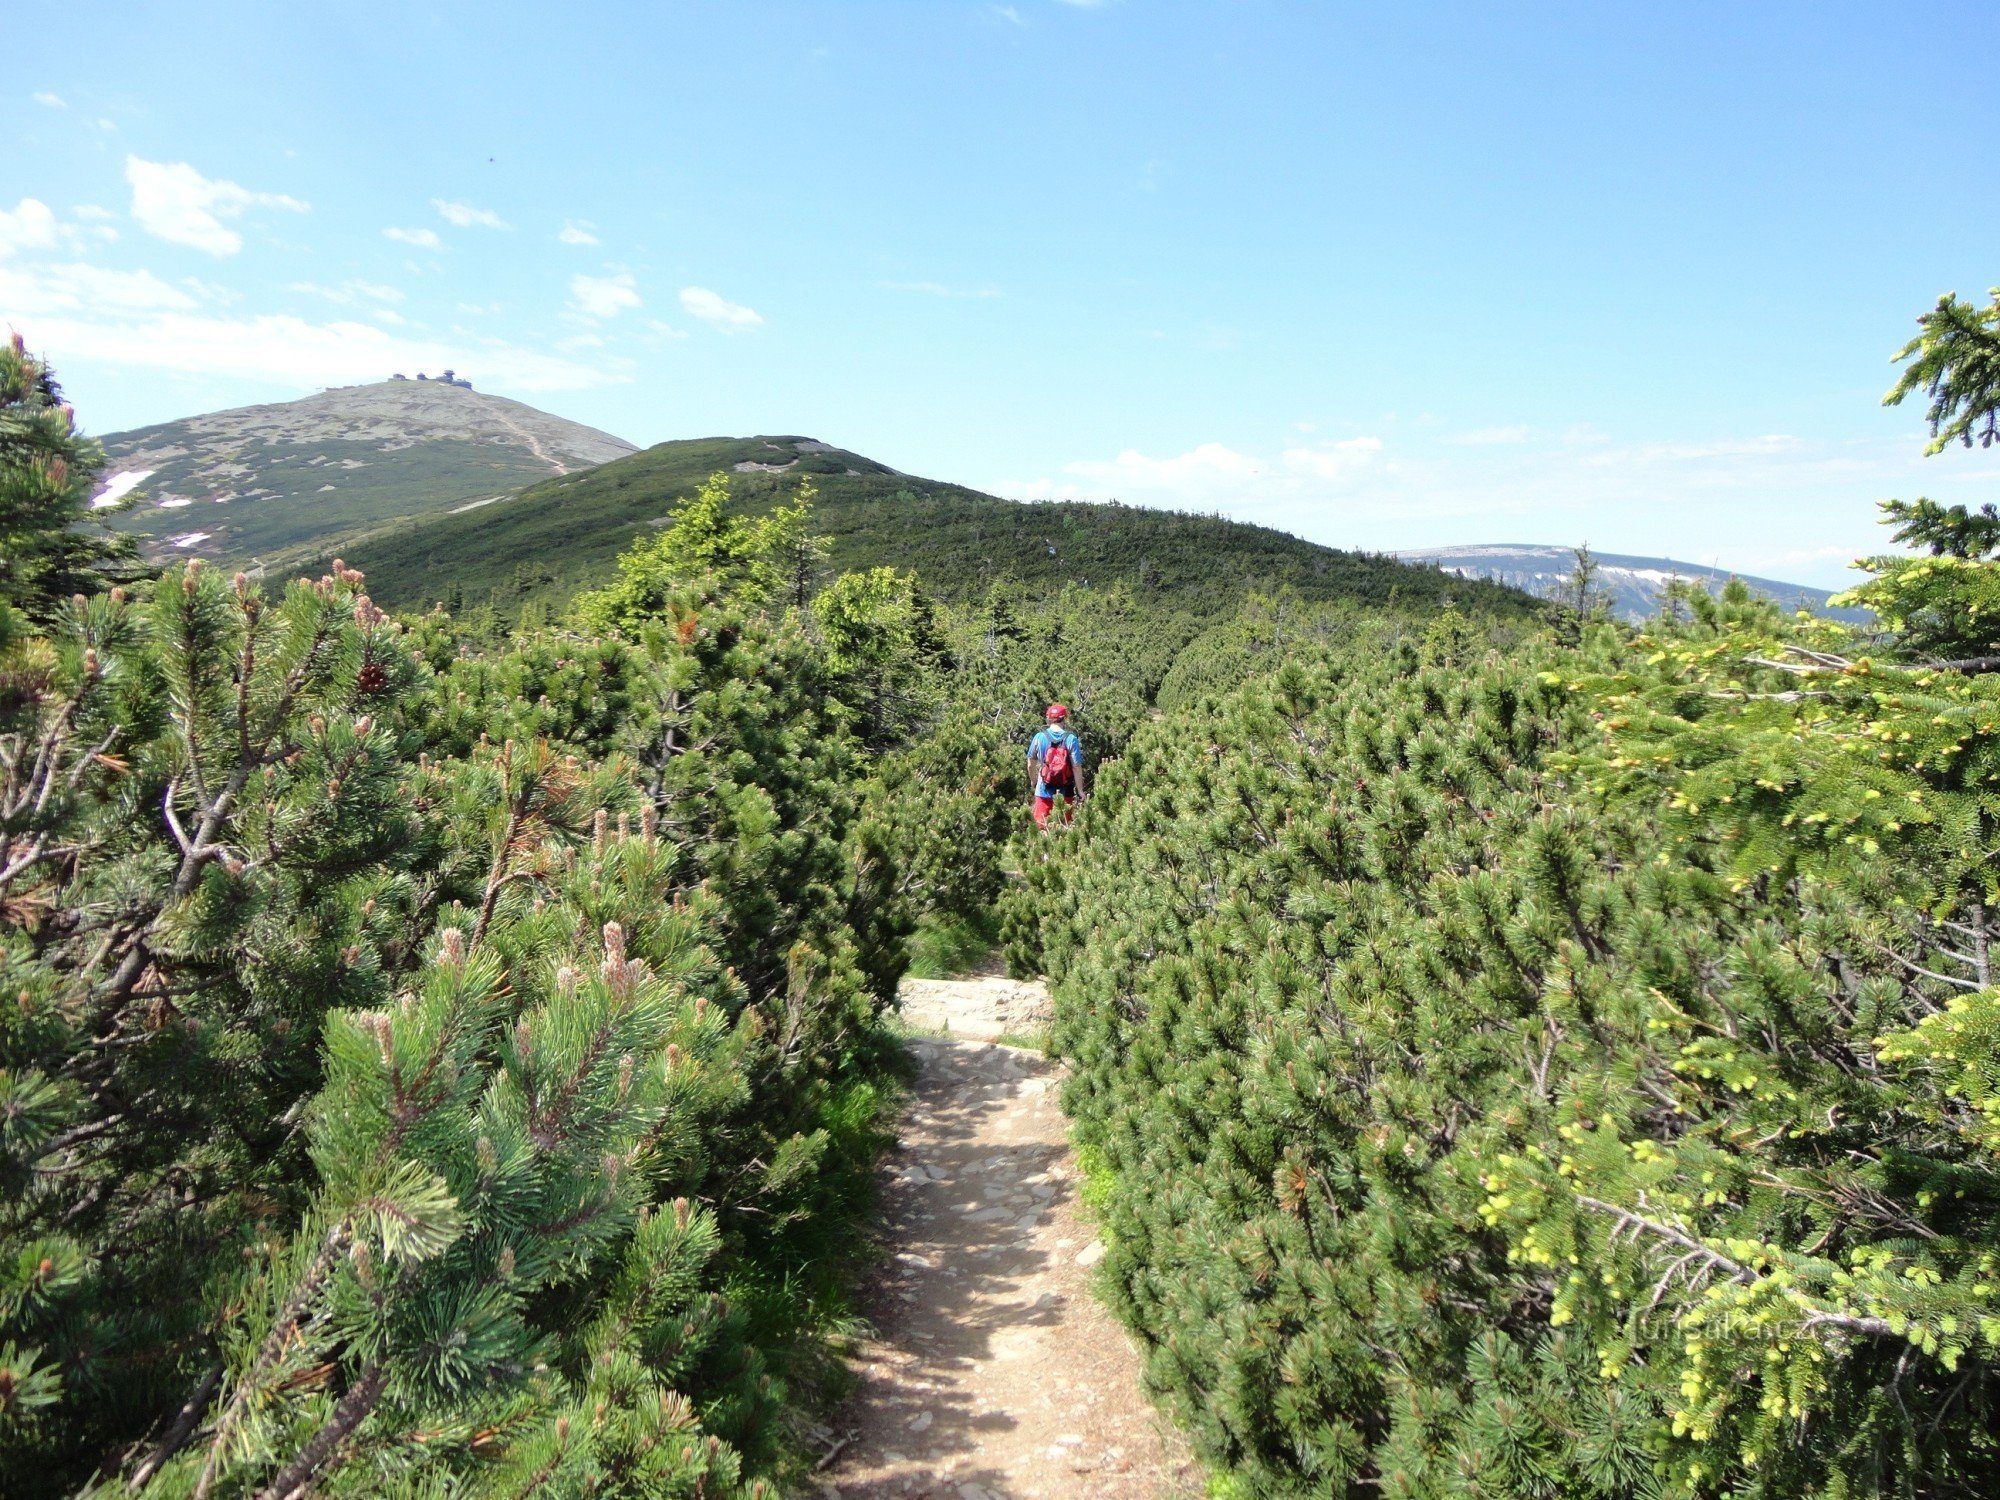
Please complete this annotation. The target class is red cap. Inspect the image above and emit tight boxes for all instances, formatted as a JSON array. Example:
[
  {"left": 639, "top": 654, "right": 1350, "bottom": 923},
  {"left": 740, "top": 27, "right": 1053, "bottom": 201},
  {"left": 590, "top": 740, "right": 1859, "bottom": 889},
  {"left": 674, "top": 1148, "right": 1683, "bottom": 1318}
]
[{"left": 1046, "top": 703, "right": 1068, "bottom": 722}]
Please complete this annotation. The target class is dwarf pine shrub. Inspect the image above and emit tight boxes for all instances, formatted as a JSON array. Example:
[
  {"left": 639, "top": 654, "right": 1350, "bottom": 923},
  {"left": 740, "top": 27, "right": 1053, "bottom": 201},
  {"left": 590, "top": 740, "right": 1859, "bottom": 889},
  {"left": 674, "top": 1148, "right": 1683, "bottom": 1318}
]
[
  {"left": 0, "top": 349, "right": 987, "bottom": 1496},
  {"left": 1019, "top": 603, "right": 2000, "bottom": 1496}
]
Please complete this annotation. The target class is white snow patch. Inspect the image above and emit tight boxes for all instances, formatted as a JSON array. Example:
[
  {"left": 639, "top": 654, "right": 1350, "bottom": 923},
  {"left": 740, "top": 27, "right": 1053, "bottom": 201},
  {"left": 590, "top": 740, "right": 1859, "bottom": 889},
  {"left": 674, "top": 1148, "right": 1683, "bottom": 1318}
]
[
  {"left": 169, "top": 532, "right": 212, "bottom": 549},
  {"left": 93, "top": 468, "right": 155, "bottom": 508},
  {"left": 447, "top": 494, "right": 510, "bottom": 514},
  {"left": 156, "top": 497, "right": 193, "bottom": 509}
]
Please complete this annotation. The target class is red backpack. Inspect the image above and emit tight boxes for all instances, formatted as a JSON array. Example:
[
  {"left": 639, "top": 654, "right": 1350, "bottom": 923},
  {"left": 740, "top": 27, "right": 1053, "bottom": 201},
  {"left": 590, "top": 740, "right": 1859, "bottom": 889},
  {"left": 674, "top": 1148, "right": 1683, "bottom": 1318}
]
[{"left": 1042, "top": 733, "right": 1075, "bottom": 790}]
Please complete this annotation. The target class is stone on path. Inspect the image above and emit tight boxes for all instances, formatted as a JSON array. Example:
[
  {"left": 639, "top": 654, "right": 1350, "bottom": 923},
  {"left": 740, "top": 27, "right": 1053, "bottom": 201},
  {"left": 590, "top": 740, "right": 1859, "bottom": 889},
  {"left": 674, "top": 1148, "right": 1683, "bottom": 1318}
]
[{"left": 820, "top": 976, "right": 1196, "bottom": 1498}]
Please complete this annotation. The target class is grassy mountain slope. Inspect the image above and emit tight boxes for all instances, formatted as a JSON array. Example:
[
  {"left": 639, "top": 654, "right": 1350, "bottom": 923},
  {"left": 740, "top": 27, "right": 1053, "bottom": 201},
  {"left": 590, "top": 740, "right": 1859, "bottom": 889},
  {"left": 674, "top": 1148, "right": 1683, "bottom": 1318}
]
[
  {"left": 96, "top": 379, "right": 636, "bottom": 565},
  {"left": 308, "top": 434, "right": 1540, "bottom": 617}
]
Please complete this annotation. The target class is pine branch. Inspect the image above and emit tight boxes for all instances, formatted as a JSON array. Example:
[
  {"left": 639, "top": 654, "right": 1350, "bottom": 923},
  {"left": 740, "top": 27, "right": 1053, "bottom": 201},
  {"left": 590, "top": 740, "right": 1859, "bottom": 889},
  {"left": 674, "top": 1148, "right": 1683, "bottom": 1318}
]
[
  {"left": 473, "top": 802, "right": 528, "bottom": 947},
  {"left": 194, "top": 1222, "right": 353, "bottom": 1499},
  {"left": 128, "top": 1362, "right": 223, "bottom": 1491},
  {"left": 253, "top": 1360, "right": 387, "bottom": 1500},
  {"left": 1866, "top": 939, "right": 1980, "bottom": 993},
  {"left": 1757, "top": 645, "right": 2000, "bottom": 677},
  {"left": 1576, "top": 1195, "right": 1897, "bottom": 1340}
]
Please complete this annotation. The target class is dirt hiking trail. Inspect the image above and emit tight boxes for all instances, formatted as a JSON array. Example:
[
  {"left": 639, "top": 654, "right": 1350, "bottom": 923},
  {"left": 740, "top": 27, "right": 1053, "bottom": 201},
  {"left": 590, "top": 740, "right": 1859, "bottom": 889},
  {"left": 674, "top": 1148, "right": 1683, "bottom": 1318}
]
[{"left": 817, "top": 974, "right": 1197, "bottom": 1500}]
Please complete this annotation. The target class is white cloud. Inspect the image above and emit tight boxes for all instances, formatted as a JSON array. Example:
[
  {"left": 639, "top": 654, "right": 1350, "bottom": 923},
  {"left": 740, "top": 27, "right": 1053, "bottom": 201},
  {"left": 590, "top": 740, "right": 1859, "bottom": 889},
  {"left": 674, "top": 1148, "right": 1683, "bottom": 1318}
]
[
  {"left": 1069, "top": 442, "right": 1262, "bottom": 498},
  {"left": 0, "top": 198, "right": 60, "bottom": 257},
  {"left": 1005, "top": 438, "right": 1383, "bottom": 508},
  {"left": 881, "top": 279, "right": 1003, "bottom": 299},
  {"left": 32, "top": 92, "right": 66, "bottom": 109},
  {"left": 1740, "top": 542, "right": 1871, "bottom": 576},
  {"left": 645, "top": 319, "right": 690, "bottom": 341},
  {"left": 679, "top": 285, "right": 762, "bottom": 331},
  {"left": 433, "top": 198, "right": 508, "bottom": 229},
  {"left": 10, "top": 303, "right": 619, "bottom": 392},
  {"left": 1450, "top": 424, "right": 1530, "bottom": 446},
  {"left": 72, "top": 204, "right": 116, "bottom": 221},
  {"left": 383, "top": 226, "right": 442, "bottom": 249},
  {"left": 990, "top": 424, "right": 2000, "bottom": 589},
  {"left": 558, "top": 220, "right": 599, "bottom": 246},
  {"left": 571, "top": 271, "right": 641, "bottom": 318},
  {"left": 0, "top": 261, "right": 197, "bottom": 314},
  {"left": 1279, "top": 437, "right": 1383, "bottom": 479},
  {"left": 290, "top": 279, "right": 404, "bottom": 306},
  {"left": 125, "top": 156, "right": 306, "bottom": 256}
]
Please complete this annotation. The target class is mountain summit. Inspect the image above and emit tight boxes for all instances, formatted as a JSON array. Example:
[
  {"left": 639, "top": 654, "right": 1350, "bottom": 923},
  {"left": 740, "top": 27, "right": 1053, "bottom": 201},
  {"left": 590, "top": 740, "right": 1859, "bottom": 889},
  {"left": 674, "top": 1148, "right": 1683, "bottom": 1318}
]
[{"left": 94, "top": 379, "right": 637, "bottom": 565}]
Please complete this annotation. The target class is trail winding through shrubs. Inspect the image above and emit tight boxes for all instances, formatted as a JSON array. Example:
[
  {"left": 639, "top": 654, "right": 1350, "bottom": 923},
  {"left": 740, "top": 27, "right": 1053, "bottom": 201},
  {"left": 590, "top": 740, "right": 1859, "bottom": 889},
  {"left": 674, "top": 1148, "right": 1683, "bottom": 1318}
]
[{"left": 818, "top": 975, "right": 1194, "bottom": 1499}]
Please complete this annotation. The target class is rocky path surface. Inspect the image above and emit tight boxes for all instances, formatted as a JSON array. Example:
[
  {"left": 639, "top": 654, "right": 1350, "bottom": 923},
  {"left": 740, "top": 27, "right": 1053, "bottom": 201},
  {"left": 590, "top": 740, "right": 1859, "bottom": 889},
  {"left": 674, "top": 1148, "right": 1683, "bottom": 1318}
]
[
  {"left": 488, "top": 404, "right": 573, "bottom": 474},
  {"left": 817, "top": 974, "right": 1196, "bottom": 1500}
]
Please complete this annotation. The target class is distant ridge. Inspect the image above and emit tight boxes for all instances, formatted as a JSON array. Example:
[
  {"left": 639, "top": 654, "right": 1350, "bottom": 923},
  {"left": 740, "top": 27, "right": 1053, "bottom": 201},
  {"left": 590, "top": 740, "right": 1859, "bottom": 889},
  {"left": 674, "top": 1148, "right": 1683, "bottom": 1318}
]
[
  {"left": 85, "top": 381, "right": 1548, "bottom": 623},
  {"left": 94, "top": 379, "right": 636, "bottom": 567},
  {"left": 1396, "top": 543, "right": 1867, "bottom": 622}
]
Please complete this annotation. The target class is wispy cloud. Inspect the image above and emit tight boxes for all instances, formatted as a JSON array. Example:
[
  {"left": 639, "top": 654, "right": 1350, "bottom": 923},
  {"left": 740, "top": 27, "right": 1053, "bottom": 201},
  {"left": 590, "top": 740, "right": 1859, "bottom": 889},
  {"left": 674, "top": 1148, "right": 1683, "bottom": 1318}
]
[
  {"left": 679, "top": 285, "right": 763, "bottom": 331},
  {"left": 0, "top": 260, "right": 198, "bottom": 314},
  {"left": 1003, "top": 438, "right": 1383, "bottom": 508},
  {"left": 290, "top": 279, "right": 405, "bottom": 306},
  {"left": 558, "top": 220, "right": 599, "bottom": 246},
  {"left": 383, "top": 226, "right": 442, "bottom": 249},
  {"left": 32, "top": 92, "right": 66, "bottom": 109},
  {"left": 880, "top": 279, "right": 1003, "bottom": 299},
  {"left": 7, "top": 272, "right": 618, "bottom": 392},
  {"left": 125, "top": 156, "right": 306, "bottom": 256},
  {"left": 433, "top": 198, "right": 508, "bottom": 230},
  {"left": 992, "top": 5, "right": 1026, "bottom": 24},
  {"left": 571, "top": 271, "right": 641, "bottom": 318}
]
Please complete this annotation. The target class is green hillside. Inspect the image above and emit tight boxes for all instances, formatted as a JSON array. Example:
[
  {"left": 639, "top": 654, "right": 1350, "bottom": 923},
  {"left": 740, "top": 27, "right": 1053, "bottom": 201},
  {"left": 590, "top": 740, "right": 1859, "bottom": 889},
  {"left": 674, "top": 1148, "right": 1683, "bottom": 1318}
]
[{"left": 302, "top": 433, "right": 1539, "bottom": 617}]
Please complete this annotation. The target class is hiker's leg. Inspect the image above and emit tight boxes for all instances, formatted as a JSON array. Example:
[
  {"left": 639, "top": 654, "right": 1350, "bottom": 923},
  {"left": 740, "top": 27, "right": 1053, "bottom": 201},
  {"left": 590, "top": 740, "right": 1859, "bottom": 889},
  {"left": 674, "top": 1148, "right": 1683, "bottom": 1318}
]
[
  {"left": 1060, "top": 795, "right": 1075, "bottom": 824},
  {"left": 1032, "top": 795, "right": 1054, "bottom": 829}
]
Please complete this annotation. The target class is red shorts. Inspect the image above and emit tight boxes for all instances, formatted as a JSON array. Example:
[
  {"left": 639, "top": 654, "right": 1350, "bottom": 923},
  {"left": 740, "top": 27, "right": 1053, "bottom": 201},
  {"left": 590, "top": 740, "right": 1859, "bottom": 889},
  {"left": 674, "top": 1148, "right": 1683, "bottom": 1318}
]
[{"left": 1033, "top": 793, "right": 1075, "bottom": 828}]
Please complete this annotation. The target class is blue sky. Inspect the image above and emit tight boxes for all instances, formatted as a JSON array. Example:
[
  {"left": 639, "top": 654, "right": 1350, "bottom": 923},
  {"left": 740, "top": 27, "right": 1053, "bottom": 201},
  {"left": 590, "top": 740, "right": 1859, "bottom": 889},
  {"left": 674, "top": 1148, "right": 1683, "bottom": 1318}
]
[{"left": 6, "top": 1, "right": 1998, "bottom": 586}]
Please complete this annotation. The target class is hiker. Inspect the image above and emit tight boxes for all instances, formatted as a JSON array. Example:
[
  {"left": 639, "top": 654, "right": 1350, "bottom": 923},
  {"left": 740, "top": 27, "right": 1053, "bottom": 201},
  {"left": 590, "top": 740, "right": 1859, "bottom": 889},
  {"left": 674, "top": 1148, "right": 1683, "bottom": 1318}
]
[{"left": 1028, "top": 703, "right": 1085, "bottom": 828}]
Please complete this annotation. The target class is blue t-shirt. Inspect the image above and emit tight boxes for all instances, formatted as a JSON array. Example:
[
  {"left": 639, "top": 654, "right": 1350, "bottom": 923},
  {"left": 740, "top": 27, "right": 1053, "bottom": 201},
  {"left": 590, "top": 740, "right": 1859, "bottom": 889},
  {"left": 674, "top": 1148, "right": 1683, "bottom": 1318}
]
[{"left": 1029, "top": 727, "right": 1084, "bottom": 798}]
